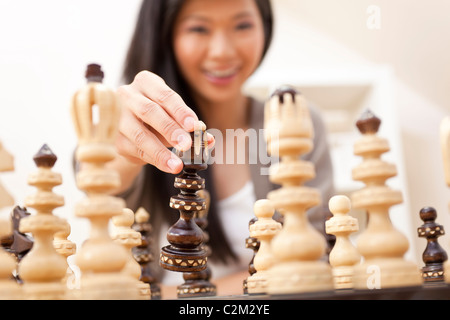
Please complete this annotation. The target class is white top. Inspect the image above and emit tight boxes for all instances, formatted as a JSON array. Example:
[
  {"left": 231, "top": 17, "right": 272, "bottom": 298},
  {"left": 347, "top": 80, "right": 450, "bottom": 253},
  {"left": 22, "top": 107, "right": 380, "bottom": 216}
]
[{"left": 160, "top": 180, "right": 256, "bottom": 285}]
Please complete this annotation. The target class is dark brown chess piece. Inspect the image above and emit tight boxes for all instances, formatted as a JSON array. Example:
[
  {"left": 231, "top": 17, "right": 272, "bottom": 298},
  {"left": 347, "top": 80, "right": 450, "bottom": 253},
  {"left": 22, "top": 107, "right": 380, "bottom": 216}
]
[
  {"left": 160, "top": 121, "right": 209, "bottom": 274},
  {"left": 0, "top": 206, "right": 34, "bottom": 283},
  {"left": 132, "top": 207, "right": 161, "bottom": 300},
  {"left": 243, "top": 217, "right": 259, "bottom": 294},
  {"left": 417, "top": 206, "right": 447, "bottom": 283},
  {"left": 177, "top": 189, "right": 216, "bottom": 298},
  {"left": 3, "top": 206, "right": 34, "bottom": 260}
]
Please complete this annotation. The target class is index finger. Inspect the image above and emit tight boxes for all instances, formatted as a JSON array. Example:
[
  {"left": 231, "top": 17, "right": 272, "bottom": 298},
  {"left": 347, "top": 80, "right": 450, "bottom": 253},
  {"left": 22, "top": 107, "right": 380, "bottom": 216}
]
[{"left": 133, "top": 71, "right": 198, "bottom": 132}]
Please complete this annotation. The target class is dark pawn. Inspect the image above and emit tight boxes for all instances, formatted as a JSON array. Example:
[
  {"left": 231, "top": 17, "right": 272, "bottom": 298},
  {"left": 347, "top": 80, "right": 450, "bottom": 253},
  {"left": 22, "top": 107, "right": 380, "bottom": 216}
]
[
  {"left": 132, "top": 208, "right": 161, "bottom": 300},
  {"left": 0, "top": 206, "right": 34, "bottom": 283},
  {"left": 417, "top": 207, "right": 448, "bottom": 282},
  {"left": 243, "top": 217, "right": 259, "bottom": 294}
]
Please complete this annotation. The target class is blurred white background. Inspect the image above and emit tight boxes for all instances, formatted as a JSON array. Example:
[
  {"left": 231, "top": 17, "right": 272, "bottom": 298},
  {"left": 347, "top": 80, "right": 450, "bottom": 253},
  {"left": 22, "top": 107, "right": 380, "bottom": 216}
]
[
  {"left": 0, "top": 1, "right": 142, "bottom": 266},
  {"left": 0, "top": 0, "right": 449, "bottom": 266}
]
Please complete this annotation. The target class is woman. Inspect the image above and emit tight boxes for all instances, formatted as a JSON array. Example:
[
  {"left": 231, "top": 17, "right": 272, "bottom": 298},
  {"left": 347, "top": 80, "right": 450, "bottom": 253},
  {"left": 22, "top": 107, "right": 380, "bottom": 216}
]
[{"left": 113, "top": 0, "right": 334, "bottom": 297}]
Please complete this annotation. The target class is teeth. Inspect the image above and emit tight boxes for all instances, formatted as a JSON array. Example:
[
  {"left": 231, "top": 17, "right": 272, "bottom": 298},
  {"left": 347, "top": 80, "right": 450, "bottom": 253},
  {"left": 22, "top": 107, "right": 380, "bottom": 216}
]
[{"left": 207, "top": 69, "right": 237, "bottom": 77}]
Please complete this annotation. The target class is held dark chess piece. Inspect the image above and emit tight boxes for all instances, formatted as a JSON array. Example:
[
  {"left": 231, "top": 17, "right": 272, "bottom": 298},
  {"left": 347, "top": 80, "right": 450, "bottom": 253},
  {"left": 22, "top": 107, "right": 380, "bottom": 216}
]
[
  {"left": 417, "top": 207, "right": 447, "bottom": 283},
  {"left": 160, "top": 121, "right": 209, "bottom": 274},
  {"left": 177, "top": 189, "right": 216, "bottom": 298}
]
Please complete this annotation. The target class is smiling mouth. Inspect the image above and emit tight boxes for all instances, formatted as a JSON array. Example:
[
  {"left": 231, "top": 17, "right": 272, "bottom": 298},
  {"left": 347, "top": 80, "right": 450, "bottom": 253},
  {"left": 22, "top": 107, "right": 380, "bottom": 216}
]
[{"left": 204, "top": 67, "right": 239, "bottom": 78}]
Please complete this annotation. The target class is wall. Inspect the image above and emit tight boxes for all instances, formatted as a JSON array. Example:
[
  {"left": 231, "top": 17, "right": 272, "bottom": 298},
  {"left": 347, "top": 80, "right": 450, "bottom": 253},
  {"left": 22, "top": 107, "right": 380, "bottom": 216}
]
[
  {"left": 246, "top": 0, "right": 450, "bottom": 263},
  {"left": 0, "top": 1, "right": 142, "bottom": 250}
]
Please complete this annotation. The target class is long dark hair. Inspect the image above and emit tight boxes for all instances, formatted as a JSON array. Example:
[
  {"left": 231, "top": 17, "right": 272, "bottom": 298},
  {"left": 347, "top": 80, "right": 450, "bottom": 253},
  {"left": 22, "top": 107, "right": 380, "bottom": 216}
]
[{"left": 122, "top": 0, "right": 273, "bottom": 264}]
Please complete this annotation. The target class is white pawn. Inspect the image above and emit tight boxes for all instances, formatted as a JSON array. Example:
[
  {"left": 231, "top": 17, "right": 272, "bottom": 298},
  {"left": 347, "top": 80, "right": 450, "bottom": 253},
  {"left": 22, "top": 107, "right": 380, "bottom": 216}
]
[
  {"left": 326, "top": 195, "right": 360, "bottom": 289},
  {"left": 112, "top": 208, "right": 149, "bottom": 299},
  {"left": 247, "top": 199, "right": 281, "bottom": 294},
  {"left": 53, "top": 220, "right": 77, "bottom": 290}
]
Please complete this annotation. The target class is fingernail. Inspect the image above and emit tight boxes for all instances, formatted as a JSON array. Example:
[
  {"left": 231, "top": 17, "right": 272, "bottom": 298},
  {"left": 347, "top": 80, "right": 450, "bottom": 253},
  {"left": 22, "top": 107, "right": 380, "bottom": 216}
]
[
  {"left": 184, "top": 117, "right": 196, "bottom": 131},
  {"left": 207, "top": 133, "right": 215, "bottom": 148},
  {"left": 167, "top": 157, "right": 182, "bottom": 172},
  {"left": 206, "top": 132, "right": 214, "bottom": 143},
  {"left": 176, "top": 134, "right": 192, "bottom": 151}
]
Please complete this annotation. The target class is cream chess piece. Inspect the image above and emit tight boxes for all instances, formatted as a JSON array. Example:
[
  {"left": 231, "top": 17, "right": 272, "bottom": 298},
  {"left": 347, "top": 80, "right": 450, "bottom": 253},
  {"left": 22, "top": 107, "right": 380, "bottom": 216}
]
[
  {"left": 265, "top": 86, "right": 333, "bottom": 294},
  {"left": 0, "top": 140, "right": 14, "bottom": 209},
  {"left": 440, "top": 116, "right": 450, "bottom": 284},
  {"left": 18, "top": 144, "right": 68, "bottom": 299},
  {"left": 112, "top": 208, "right": 150, "bottom": 299},
  {"left": 326, "top": 195, "right": 360, "bottom": 289},
  {"left": 132, "top": 207, "right": 162, "bottom": 299},
  {"left": 53, "top": 220, "right": 77, "bottom": 290},
  {"left": 246, "top": 199, "right": 281, "bottom": 294},
  {"left": 71, "top": 63, "right": 140, "bottom": 299},
  {"left": 351, "top": 110, "right": 421, "bottom": 289},
  {"left": 441, "top": 116, "right": 450, "bottom": 189}
]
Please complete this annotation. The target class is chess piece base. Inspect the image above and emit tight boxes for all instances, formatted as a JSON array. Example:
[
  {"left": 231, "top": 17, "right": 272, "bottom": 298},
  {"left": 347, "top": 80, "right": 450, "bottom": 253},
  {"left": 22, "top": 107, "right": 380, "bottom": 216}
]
[
  {"left": 160, "top": 245, "right": 207, "bottom": 272},
  {"left": 354, "top": 258, "right": 422, "bottom": 289},
  {"left": 267, "top": 260, "right": 333, "bottom": 295},
  {"left": 22, "top": 281, "right": 66, "bottom": 300},
  {"left": 78, "top": 273, "right": 141, "bottom": 300},
  {"left": 0, "top": 281, "right": 22, "bottom": 300},
  {"left": 150, "top": 283, "right": 162, "bottom": 300},
  {"left": 422, "top": 264, "right": 445, "bottom": 282},
  {"left": 177, "top": 280, "right": 217, "bottom": 298},
  {"left": 443, "top": 261, "right": 450, "bottom": 284},
  {"left": 138, "top": 281, "right": 151, "bottom": 300},
  {"left": 247, "top": 270, "right": 270, "bottom": 294},
  {"left": 332, "top": 266, "right": 355, "bottom": 290}
]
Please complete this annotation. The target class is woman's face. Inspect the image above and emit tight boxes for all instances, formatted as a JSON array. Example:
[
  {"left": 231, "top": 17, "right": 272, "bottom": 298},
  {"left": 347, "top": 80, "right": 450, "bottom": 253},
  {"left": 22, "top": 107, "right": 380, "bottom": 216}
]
[{"left": 173, "top": 0, "right": 265, "bottom": 105}]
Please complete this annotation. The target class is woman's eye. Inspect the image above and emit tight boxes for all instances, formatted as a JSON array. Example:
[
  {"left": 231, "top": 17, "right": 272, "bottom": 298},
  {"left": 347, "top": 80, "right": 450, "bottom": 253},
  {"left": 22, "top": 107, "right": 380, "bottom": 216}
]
[
  {"left": 188, "top": 26, "right": 209, "bottom": 34},
  {"left": 235, "top": 22, "right": 254, "bottom": 31}
]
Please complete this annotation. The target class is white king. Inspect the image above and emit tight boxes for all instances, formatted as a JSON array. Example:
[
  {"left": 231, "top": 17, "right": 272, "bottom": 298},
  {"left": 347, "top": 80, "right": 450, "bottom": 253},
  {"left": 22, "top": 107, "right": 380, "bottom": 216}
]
[
  {"left": 70, "top": 64, "right": 140, "bottom": 300},
  {"left": 264, "top": 86, "right": 333, "bottom": 294}
]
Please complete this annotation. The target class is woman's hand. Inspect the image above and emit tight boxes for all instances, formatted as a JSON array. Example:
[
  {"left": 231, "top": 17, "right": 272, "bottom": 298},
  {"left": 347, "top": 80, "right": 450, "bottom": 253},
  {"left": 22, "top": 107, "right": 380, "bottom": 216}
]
[{"left": 116, "top": 70, "right": 212, "bottom": 174}]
